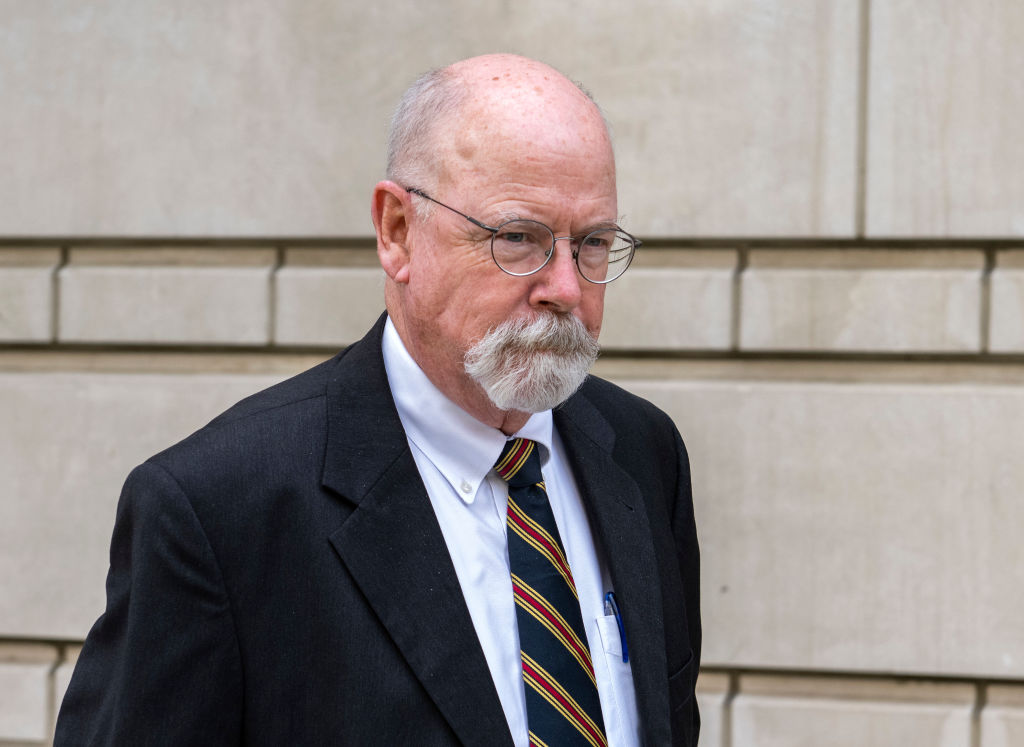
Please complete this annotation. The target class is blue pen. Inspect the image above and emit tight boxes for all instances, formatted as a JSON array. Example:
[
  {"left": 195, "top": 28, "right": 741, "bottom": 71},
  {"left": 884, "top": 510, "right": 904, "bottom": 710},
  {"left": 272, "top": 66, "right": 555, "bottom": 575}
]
[{"left": 604, "top": 591, "right": 629, "bottom": 663}]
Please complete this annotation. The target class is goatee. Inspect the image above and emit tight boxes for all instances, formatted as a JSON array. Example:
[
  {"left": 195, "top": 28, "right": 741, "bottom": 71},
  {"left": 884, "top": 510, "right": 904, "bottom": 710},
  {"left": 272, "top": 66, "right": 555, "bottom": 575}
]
[{"left": 464, "top": 313, "right": 600, "bottom": 413}]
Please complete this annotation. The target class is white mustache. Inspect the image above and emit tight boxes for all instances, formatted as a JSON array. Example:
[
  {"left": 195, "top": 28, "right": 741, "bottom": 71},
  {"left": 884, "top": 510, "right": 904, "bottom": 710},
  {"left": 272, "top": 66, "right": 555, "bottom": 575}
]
[
  {"left": 476, "top": 313, "right": 599, "bottom": 356},
  {"left": 464, "top": 313, "right": 599, "bottom": 412}
]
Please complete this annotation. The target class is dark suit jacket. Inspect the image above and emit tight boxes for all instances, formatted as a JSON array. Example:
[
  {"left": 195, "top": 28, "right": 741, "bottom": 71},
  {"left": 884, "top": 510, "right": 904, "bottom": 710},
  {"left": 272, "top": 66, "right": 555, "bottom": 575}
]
[{"left": 56, "top": 314, "right": 701, "bottom": 746}]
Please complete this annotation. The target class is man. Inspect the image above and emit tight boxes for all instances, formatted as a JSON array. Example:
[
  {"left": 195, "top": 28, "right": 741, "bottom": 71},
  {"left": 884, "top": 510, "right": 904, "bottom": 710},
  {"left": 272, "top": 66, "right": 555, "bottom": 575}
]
[{"left": 57, "top": 54, "right": 700, "bottom": 746}]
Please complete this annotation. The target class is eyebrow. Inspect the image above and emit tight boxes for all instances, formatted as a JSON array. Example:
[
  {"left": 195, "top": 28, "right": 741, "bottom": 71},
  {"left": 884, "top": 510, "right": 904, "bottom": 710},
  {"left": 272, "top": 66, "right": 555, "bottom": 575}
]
[
  {"left": 495, "top": 211, "right": 523, "bottom": 224},
  {"left": 580, "top": 219, "right": 619, "bottom": 231},
  {"left": 569, "top": 220, "right": 621, "bottom": 237},
  {"left": 493, "top": 214, "right": 621, "bottom": 234}
]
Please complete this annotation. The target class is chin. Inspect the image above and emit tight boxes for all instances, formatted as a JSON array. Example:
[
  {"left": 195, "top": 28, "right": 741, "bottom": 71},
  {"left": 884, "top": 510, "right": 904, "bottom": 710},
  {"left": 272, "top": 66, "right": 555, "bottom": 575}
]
[{"left": 464, "top": 314, "right": 600, "bottom": 413}]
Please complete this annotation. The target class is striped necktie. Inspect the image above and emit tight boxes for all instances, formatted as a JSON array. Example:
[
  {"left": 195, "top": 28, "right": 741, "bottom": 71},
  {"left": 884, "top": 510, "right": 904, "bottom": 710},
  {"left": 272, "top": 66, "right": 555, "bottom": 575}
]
[{"left": 494, "top": 438, "right": 607, "bottom": 747}]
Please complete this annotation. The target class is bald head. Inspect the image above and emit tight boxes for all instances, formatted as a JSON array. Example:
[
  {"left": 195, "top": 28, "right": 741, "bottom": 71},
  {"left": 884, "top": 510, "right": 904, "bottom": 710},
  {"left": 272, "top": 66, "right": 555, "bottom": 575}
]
[{"left": 386, "top": 54, "right": 614, "bottom": 195}]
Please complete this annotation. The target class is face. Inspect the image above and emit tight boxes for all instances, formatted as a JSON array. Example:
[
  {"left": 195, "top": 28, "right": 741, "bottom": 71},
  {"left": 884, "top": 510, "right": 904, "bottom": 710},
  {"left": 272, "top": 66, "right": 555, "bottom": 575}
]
[
  {"left": 415, "top": 136, "right": 612, "bottom": 388},
  {"left": 380, "top": 58, "right": 617, "bottom": 424}
]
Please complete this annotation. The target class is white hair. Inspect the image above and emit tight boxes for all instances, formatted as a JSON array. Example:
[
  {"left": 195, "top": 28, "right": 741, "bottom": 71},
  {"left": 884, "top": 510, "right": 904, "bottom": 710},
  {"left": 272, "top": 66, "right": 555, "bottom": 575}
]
[
  {"left": 385, "top": 67, "right": 465, "bottom": 217},
  {"left": 464, "top": 313, "right": 600, "bottom": 413}
]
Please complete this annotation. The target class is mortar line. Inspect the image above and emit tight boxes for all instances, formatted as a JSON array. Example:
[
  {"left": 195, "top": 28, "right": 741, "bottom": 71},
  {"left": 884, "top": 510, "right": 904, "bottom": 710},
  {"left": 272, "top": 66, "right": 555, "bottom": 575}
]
[
  {"left": 722, "top": 670, "right": 739, "bottom": 747},
  {"left": 268, "top": 245, "right": 285, "bottom": 346},
  {"left": 730, "top": 246, "right": 748, "bottom": 352},
  {"left": 47, "top": 643, "right": 68, "bottom": 740},
  {"left": 51, "top": 246, "right": 69, "bottom": 344},
  {"left": 971, "top": 681, "right": 987, "bottom": 747},
  {"left": 980, "top": 247, "right": 996, "bottom": 352}
]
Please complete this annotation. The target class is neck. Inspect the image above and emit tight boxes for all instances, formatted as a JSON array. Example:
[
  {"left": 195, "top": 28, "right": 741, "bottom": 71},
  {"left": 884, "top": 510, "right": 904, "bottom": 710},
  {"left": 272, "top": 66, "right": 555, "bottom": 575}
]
[
  {"left": 495, "top": 408, "right": 531, "bottom": 437},
  {"left": 430, "top": 369, "right": 532, "bottom": 437}
]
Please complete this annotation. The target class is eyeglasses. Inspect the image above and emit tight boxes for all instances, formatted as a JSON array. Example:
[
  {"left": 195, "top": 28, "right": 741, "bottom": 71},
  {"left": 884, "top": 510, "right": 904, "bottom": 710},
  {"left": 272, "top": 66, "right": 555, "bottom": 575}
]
[{"left": 405, "top": 187, "right": 639, "bottom": 284}]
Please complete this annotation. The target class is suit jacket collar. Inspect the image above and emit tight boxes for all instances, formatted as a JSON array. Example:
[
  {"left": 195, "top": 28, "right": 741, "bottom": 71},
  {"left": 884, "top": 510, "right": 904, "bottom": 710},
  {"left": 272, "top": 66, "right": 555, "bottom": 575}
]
[
  {"left": 555, "top": 393, "right": 672, "bottom": 746},
  {"left": 321, "top": 314, "right": 513, "bottom": 746},
  {"left": 321, "top": 315, "right": 670, "bottom": 745}
]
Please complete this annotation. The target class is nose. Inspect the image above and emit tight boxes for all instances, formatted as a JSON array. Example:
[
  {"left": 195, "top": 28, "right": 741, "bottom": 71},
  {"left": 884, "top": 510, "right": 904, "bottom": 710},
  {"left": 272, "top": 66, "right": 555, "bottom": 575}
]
[{"left": 528, "top": 237, "right": 584, "bottom": 312}]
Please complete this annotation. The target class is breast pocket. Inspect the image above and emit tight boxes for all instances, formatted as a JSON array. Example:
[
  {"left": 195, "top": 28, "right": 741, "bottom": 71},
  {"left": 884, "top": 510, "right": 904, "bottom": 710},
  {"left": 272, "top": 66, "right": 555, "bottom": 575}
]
[{"left": 594, "top": 615, "right": 640, "bottom": 746}]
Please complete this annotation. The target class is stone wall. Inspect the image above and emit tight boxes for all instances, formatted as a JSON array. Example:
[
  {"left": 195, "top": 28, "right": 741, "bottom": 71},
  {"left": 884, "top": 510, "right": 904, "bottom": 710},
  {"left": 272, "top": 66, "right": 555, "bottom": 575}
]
[{"left": 2, "top": 1, "right": 1023, "bottom": 744}]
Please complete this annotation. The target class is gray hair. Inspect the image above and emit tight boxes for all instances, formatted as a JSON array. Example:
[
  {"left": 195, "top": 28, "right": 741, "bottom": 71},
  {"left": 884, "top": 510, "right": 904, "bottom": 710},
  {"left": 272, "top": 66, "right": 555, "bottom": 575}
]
[{"left": 386, "top": 67, "right": 466, "bottom": 216}]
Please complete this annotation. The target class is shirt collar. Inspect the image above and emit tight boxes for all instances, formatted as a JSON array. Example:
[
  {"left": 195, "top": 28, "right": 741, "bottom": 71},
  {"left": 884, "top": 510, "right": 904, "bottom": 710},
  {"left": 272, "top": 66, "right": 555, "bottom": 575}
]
[{"left": 382, "top": 318, "right": 553, "bottom": 504}]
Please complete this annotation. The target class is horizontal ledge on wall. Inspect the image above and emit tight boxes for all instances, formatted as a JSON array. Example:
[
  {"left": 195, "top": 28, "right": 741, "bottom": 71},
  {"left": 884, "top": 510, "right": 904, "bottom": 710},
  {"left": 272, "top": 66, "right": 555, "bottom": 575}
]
[
  {"left": 3, "top": 349, "right": 1024, "bottom": 385},
  {"left": 698, "top": 665, "right": 1024, "bottom": 689},
  {"left": 0, "top": 634, "right": 1019, "bottom": 688},
  {"left": 3, "top": 344, "right": 1024, "bottom": 361},
  {"left": 1, "top": 237, "right": 1024, "bottom": 250}
]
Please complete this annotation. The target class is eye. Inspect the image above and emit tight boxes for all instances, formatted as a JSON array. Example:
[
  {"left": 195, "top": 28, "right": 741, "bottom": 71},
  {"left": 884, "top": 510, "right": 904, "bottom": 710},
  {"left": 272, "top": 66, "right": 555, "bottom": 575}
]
[
  {"left": 493, "top": 220, "right": 550, "bottom": 250},
  {"left": 582, "top": 234, "right": 611, "bottom": 249}
]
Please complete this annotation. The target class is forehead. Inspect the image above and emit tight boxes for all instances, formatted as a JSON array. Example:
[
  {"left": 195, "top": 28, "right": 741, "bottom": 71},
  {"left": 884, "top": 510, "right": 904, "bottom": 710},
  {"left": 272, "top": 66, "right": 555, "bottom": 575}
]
[
  {"left": 439, "top": 103, "right": 616, "bottom": 217},
  {"left": 454, "top": 75, "right": 609, "bottom": 156}
]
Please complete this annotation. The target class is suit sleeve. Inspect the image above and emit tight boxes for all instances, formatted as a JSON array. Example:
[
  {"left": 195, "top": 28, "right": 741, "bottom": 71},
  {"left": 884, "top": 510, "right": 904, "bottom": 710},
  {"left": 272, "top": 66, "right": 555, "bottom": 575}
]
[
  {"left": 670, "top": 423, "right": 701, "bottom": 744},
  {"left": 55, "top": 461, "right": 243, "bottom": 746}
]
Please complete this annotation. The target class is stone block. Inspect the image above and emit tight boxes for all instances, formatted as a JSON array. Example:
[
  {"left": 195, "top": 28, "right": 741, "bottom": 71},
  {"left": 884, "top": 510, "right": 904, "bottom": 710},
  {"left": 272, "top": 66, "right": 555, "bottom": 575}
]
[
  {"left": 274, "top": 253, "right": 385, "bottom": 346},
  {"left": 601, "top": 251, "right": 736, "bottom": 351},
  {"left": 989, "top": 251, "right": 1024, "bottom": 352},
  {"left": 981, "top": 685, "right": 1024, "bottom": 747},
  {"left": 740, "top": 250, "right": 984, "bottom": 352},
  {"left": 0, "top": 2, "right": 385, "bottom": 237},
  {"left": 0, "top": 644, "right": 58, "bottom": 743},
  {"left": 0, "top": 369, "right": 291, "bottom": 639},
  {"left": 622, "top": 374, "right": 1024, "bottom": 677},
  {"left": 59, "top": 249, "right": 274, "bottom": 345},
  {"left": 866, "top": 0, "right": 1024, "bottom": 236},
  {"left": 695, "top": 671, "right": 730, "bottom": 747},
  {"left": 581, "top": 0, "right": 860, "bottom": 237},
  {"left": 0, "top": 1, "right": 858, "bottom": 237},
  {"left": 732, "top": 675, "right": 973, "bottom": 747},
  {"left": 0, "top": 249, "right": 59, "bottom": 343}
]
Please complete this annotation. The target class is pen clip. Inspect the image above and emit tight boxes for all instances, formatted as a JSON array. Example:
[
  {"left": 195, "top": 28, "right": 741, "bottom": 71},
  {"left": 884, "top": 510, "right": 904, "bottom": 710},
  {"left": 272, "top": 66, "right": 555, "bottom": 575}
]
[{"left": 604, "top": 591, "right": 629, "bottom": 663}]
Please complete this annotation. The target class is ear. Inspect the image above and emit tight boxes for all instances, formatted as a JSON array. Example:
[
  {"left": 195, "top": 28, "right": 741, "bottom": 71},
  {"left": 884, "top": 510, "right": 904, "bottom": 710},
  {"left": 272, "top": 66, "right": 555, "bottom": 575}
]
[{"left": 371, "top": 181, "right": 413, "bottom": 284}]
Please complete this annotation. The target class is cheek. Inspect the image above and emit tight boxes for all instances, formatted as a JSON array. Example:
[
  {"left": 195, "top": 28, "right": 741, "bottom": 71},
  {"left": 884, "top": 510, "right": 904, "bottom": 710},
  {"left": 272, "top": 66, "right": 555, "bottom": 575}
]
[
  {"left": 419, "top": 266, "right": 508, "bottom": 344},
  {"left": 577, "top": 287, "right": 605, "bottom": 338}
]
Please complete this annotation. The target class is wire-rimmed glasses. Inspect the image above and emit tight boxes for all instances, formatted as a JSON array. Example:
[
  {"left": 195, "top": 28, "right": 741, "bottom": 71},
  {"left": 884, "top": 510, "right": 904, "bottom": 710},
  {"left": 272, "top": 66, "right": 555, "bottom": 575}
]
[{"left": 405, "top": 187, "right": 639, "bottom": 284}]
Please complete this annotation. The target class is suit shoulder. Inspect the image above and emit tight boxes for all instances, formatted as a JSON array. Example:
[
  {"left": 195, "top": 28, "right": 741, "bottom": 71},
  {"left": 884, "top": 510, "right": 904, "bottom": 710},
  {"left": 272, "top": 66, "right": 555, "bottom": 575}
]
[
  {"left": 146, "top": 350, "right": 348, "bottom": 482},
  {"left": 204, "top": 352, "right": 344, "bottom": 428}
]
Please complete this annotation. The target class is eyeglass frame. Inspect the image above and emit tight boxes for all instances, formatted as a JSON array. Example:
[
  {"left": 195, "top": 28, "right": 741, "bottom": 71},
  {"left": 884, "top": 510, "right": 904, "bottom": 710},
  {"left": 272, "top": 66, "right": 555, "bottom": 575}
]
[{"left": 403, "top": 186, "right": 640, "bottom": 284}]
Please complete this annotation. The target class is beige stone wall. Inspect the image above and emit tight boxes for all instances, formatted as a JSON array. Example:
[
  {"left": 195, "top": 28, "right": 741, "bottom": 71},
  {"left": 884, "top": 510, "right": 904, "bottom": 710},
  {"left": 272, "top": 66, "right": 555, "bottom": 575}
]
[{"left": 2, "top": 1, "right": 1023, "bottom": 744}]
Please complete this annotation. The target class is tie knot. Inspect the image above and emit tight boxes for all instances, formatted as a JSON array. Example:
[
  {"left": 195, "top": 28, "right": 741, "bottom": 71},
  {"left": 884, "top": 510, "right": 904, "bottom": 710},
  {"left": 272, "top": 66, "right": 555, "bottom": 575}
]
[{"left": 494, "top": 438, "right": 543, "bottom": 488}]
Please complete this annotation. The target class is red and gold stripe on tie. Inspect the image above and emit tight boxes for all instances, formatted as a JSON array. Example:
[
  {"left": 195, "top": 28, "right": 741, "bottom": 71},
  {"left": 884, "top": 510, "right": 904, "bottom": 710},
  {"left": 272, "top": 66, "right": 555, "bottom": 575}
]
[
  {"left": 494, "top": 438, "right": 535, "bottom": 481},
  {"left": 507, "top": 496, "right": 577, "bottom": 599},
  {"left": 511, "top": 573, "right": 596, "bottom": 687},
  {"left": 528, "top": 733, "right": 552, "bottom": 747},
  {"left": 521, "top": 652, "right": 608, "bottom": 747}
]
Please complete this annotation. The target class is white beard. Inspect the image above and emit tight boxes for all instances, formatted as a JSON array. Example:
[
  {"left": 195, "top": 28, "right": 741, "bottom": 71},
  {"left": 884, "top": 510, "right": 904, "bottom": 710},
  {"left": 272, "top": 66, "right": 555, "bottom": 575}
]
[{"left": 464, "top": 313, "right": 600, "bottom": 413}]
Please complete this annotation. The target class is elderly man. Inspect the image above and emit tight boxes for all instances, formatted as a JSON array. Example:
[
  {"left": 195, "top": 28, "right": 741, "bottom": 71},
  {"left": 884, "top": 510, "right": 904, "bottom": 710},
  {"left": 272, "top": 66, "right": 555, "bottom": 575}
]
[{"left": 56, "top": 54, "right": 700, "bottom": 746}]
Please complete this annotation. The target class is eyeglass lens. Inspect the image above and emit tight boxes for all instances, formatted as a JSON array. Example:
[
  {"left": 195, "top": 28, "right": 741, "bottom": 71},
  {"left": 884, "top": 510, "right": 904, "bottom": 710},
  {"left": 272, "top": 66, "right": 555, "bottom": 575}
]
[{"left": 491, "top": 220, "right": 634, "bottom": 283}]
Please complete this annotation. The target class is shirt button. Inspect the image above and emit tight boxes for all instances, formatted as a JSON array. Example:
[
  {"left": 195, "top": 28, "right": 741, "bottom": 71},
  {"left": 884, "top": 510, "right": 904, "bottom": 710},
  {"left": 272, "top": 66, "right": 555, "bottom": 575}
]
[{"left": 460, "top": 480, "right": 473, "bottom": 494}]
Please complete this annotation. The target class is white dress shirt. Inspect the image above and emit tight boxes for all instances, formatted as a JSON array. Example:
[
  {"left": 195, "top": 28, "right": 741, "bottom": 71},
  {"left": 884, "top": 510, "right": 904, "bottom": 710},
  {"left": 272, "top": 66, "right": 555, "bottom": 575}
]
[{"left": 381, "top": 319, "right": 639, "bottom": 746}]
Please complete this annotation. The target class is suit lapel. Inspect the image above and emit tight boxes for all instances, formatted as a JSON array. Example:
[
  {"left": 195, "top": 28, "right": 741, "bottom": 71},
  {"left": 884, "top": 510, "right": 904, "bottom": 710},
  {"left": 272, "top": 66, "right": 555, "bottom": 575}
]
[
  {"left": 555, "top": 391, "right": 672, "bottom": 746},
  {"left": 321, "top": 317, "right": 513, "bottom": 747}
]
